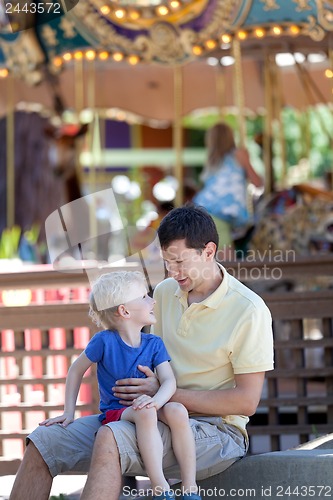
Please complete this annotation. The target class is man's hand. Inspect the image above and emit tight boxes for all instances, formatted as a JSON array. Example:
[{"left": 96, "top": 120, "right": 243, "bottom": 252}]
[{"left": 112, "top": 365, "right": 159, "bottom": 406}]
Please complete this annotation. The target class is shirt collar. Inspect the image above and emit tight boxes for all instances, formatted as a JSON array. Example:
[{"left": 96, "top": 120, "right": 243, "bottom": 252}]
[{"left": 174, "top": 263, "right": 228, "bottom": 309}]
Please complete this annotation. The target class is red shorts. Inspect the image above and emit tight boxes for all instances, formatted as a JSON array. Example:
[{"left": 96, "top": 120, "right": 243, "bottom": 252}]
[{"left": 101, "top": 408, "right": 126, "bottom": 425}]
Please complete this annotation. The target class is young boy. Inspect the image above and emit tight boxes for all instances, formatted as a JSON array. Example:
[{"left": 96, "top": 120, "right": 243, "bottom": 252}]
[{"left": 39, "top": 271, "right": 201, "bottom": 500}]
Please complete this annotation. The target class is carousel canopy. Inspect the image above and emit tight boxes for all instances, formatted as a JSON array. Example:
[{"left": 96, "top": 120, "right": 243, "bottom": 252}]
[{"left": 0, "top": 0, "right": 333, "bottom": 119}]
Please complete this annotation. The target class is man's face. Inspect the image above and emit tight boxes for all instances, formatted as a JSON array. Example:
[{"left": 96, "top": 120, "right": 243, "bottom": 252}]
[{"left": 161, "top": 239, "right": 214, "bottom": 293}]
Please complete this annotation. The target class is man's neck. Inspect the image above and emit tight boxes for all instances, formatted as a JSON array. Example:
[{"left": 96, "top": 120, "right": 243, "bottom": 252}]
[{"left": 188, "top": 263, "right": 223, "bottom": 305}]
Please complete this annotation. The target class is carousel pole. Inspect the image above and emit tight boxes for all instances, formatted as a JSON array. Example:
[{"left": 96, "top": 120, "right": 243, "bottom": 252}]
[
  {"left": 87, "top": 56, "right": 101, "bottom": 259},
  {"left": 173, "top": 65, "right": 183, "bottom": 207},
  {"left": 74, "top": 54, "right": 84, "bottom": 113},
  {"left": 215, "top": 62, "right": 225, "bottom": 120},
  {"left": 6, "top": 73, "right": 15, "bottom": 228},
  {"left": 263, "top": 53, "right": 274, "bottom": 195},
  {"left": 273, "top": 60, "right": 287, "bottom": 189},
  {"left": 232, "top": 39, "right": 246, "bottom": 147},
  {"left": 329, "top": 39, "right": 333, "bottom": 191}
]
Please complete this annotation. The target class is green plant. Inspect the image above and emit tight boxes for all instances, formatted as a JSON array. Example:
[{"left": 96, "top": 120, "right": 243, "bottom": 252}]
[
  {"left": 0, "top": 225, "right": 21, "bottom": 259},
  {"left": 23, "top": 223, "right": 40, "bottom": 246}
]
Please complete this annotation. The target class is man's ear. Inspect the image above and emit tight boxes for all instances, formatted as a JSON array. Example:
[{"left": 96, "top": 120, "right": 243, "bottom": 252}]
[
  {"left": 204, "top": 241, "right": 217, "bottom": 260},
  {"left": 117, "top": 304, "right": 129, "bottom": 318}
]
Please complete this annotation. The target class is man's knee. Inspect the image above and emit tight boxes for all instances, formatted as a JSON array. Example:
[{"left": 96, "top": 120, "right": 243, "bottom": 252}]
[{"left": 95, "top": 426, "right": 119, "bottom": 452}]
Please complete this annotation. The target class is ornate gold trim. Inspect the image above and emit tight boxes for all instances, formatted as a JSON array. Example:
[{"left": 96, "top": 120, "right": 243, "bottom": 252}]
[
  {"left": 91, "top": 0, "right": 209, "bottom": 30},
  {"left": 0, "top": 31, "right": 45, "bottom": 83},
  {"left": 316, "top": 0, "right": 333, "bottom": 31},
  {"left": 68, "top": 0, "right": 244, "bottom": 64},
  {"left": 293, "top": 0, "right": 312, "bottom": 11},
  {"left": 260, "top": 0, "right": 279, "bottom": 10}
]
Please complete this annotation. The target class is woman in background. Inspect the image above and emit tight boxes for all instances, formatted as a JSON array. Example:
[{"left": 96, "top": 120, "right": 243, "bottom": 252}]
[{"left": 194, "top": 122, "right": 262, "bottom": 259}]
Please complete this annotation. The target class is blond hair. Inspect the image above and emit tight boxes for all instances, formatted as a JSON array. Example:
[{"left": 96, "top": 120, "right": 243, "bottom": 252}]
[{"left": 89, "top": 271, "right": 146, "bottom": 329}]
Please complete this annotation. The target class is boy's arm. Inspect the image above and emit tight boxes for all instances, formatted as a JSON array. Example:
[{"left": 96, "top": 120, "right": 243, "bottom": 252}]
[
  {"left": 131, "top": 361, "right": 176, "bottom": 411},
  {"left": 39, "top": 352, "right": 93, "bottom": 427}
]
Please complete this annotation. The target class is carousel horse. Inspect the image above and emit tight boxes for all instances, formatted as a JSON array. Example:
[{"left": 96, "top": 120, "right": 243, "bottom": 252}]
[
  {"left": 0, "top": 110, "right": 88, "bottom": 247},
  {"left": 250, "top": 184, "right": 333, "bottom": 257}
]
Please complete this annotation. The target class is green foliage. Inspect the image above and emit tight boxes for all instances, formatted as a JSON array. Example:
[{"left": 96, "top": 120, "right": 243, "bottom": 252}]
[
  {"left": 0, "top": 226, "right": 21, "bottom": 259},
  {"left": 23, "top": 223, "right": 40, "bottom": 245}
]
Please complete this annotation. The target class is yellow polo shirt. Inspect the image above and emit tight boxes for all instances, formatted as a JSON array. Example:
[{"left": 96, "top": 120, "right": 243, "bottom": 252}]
[{"left": 152, "top": 264, "right": 274, "bottom": 436}]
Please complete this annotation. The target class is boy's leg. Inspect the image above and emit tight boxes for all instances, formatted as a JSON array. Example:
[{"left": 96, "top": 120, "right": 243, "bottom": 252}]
[
  {"left": 122, "top": 406, "right": 170, "bottom": 494},
  {"left": 159, "top": 403, "right": 197, "bottom": 494},
  {"left": 9, "top": 442, "right": 52, "bottom": 500},
  {"left": 81, "top": 426, "right": 122, "bottom": 500}
]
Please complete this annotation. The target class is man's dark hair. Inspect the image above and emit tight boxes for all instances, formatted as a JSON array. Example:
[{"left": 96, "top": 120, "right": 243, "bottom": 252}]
[{"left": 157, "top": 204, "right": 219, "bottom": 251}]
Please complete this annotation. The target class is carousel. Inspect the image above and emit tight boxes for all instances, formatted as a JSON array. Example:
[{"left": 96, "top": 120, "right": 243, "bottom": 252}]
[{"left": 0, "top": 0, "right": 333, "bottom": 259}]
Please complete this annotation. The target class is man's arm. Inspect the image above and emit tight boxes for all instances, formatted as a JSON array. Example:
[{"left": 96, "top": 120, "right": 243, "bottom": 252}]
[
  {"left": 170, "top": 372, "right": 265, "bottom": 417},
  {"left": 113, "top": 369, "right": 265, "bottom": 416}
]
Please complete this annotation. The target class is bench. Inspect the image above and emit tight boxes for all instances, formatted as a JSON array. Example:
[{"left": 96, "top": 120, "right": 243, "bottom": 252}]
[{"left": 195, "top": 434, "right": 333, "bottom": 500}]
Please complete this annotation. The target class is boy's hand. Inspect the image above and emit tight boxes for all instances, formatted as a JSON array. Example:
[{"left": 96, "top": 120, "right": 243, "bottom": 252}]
[
  {"left": 39, "top": 412, "right": 74, "bottom": 428},
  {"left": 132, "top": 394, "right": 161, "bottom": 410},
  {"left": 113, "top": 365, "right": 160, "bottom": 406}
]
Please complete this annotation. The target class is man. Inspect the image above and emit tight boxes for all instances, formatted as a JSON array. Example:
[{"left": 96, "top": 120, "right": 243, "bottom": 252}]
[{"left": 10, "top": 205, "right": 274, "bottom": 500}]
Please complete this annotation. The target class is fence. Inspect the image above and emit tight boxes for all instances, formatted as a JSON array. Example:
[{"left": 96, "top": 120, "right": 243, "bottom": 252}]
[{"left": 0, "top": 257, "right": 332, "bottom": 473}]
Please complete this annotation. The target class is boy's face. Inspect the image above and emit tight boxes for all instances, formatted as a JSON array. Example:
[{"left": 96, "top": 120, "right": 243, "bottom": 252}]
[
  {"left": 123, "top": 281, "right": 156, "bottom": 326},
  {"left": 161, "top": 238, "right": 215, "bottom": 293}
]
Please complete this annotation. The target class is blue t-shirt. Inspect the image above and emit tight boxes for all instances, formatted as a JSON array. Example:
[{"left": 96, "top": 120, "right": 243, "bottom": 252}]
[{"left": 85, "top": 330, "right": 170, "bottom": 420}]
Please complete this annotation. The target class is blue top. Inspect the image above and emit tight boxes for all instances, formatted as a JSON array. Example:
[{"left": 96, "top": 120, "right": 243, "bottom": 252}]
[
  {"left": 85, "top": 330, "right": 171, "bottom": 420},
  {"left": 193, "top": 152, "right": 249, "bottom": 228}
]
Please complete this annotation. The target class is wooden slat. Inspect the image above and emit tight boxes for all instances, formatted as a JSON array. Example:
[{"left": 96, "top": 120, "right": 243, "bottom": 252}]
[
  {"left": 0, "top": 303, "right": 93, "bottom": 329},
  {"left": 0, "top": 403, "right": 94, "bottom": 412},
  {"left": 0, "top": 376, "right": 95, "bottom": 385},
  {"left": 0, "top": 348, "right": 83, "bottom": 358},
  {"left": 248, "top": 424, "right": 331, "bottom": 435}
]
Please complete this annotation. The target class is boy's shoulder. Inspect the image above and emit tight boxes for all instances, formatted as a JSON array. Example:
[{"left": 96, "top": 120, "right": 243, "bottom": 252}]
[{"left": 141, "top": 332, "right": 162, "bottom": 343}]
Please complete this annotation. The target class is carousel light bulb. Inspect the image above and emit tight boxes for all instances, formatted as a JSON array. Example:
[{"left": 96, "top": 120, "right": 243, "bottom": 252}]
[
  {"left": 272, "top": 26, "right": 282, "bottom": 35},
  {"left": 63, "top": 52, "right": 72, "bottom": 61},
  {"left": 255, "top": 28, "right": 265, "bottom": 38},
  {"left": 192, "top": 45, "right": 203, "bottom": 55},
  {"left": 290, "top": 25, "right": 300, "bottom": 35},
  {"left": 100, "top": 5, "right": 110, "bottom": 15},
  {"left": 85, "top": 50, "right": 96, "bottom": 60},
  {"left": 114, "top": 8, "right": 126, "bottom": 18},
  {"left": 221, "top": 34, "right": 231, "bottom": 44},
  {"left": 237, "top": 30, "right": 247, "bottom": 40},
  {"left": 128, "top": 9, "right": 139, "bottom": 20},
  {"left": 128, "top": 55, "right": 140, "bottom": 65},
  {"left": 0, "top": 68, "right": 9, "bottom": 78},
  {"left": 156, "top": 5, "right": 169, "bottom": 16},
  {"left": 170, "top": 0, "right": 180, "bottom": 9},
  {"left": 113, "top": 52, "right": 124, "bottom": 62},
  {"left": 53, "top": 56, "right": 63, "bottom": 67},
  {"left": 205, "top": 39, "right": 217, "bottom": 50},
  {"left": 74, "top": 51, "right": 83, "bottom": 60},
  {"left": 99, "top": 51, "right": 109, "bottom": 60},
  {"left": 325, "top": 69, "right": 333, "bottom": 78}
]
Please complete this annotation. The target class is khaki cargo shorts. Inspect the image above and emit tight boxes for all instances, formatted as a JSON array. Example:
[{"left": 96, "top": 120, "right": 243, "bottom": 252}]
[{"left": 28, "top": 414, "right": 247, "bottom": 480}]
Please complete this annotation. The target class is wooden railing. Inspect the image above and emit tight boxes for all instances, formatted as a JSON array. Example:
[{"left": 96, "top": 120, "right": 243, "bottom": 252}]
[{"left": 0, "top": 256, "right": 332, "bottom": 473}]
